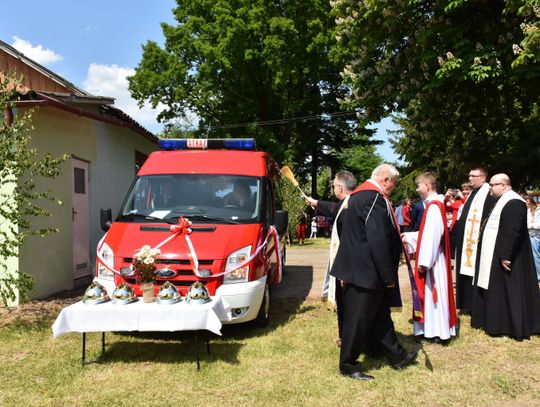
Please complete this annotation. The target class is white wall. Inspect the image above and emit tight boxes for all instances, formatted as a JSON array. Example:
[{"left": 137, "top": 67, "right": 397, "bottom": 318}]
[{"left": 16, "top": 106, "right": 157, "bottom": 301}]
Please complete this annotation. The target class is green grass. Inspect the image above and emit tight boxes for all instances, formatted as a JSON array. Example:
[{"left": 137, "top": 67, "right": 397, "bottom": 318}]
[
  {"left": 288, "top": 236, "right": 331, "bottom": 249},
  {"left": 1, "top": 293, "right": 539, "bottom": 406}
]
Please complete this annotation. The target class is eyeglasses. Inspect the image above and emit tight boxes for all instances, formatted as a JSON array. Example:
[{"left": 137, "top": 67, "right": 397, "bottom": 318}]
[
  {"left": 332, "top": 184, "right": 343, "bottom": 189},
  {"left": 468, "top": 174, "right": 483, "bottom": 178},
  {"left": 489, "top": 183, "right": 505, "bottom": 187}
]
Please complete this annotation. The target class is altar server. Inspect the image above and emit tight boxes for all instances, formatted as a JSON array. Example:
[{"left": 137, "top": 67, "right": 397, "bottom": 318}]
[{"left": 403, "top": 172, "right": 457, "bottom": 342}]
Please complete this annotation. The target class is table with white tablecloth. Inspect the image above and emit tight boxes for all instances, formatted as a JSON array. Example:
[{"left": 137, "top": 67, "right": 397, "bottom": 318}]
[{"left": 52, "top": 297, "right": 230, "bottom": 367}]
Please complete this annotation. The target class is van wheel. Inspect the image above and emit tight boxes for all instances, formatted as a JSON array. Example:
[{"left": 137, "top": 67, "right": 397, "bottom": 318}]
[{"left": 253, "top": 283, "right": 270, "bottom": 327}]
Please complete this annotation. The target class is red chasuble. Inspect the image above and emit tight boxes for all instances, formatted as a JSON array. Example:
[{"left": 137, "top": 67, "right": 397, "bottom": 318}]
[{"left": 415, "top": 200, "right": 457, "bottom": 327}]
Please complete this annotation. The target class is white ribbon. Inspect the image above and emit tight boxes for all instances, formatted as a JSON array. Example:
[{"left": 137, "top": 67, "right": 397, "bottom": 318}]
[{"left": 96, "top": 222, "right": 282, "bottom": 282}]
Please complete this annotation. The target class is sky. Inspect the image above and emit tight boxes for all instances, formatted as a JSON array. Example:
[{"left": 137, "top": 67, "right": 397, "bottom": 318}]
[{"left": 0, "top": 0, "right": 400, "bottom": 162}]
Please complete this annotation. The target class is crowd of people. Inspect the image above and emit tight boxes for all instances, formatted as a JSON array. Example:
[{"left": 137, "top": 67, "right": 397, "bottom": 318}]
[{"left": 304, "top": 163, "right": 540, "bottom": 381}]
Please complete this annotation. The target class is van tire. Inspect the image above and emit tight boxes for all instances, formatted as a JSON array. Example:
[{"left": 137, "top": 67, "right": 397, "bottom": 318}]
[{"left": 253, "top": 282, "right": 270, "bottom": 327}]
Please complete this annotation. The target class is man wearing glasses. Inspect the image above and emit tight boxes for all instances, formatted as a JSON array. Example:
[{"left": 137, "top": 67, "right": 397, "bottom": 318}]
[
  {"left": 472, "top": 174, "right": 540, "bottom": 339},
  {"left": 305, "top": 170, "right": 357, "bottom": 345},
  {"left": 451, "top": 166, "right": 496, "bottom": 314}
]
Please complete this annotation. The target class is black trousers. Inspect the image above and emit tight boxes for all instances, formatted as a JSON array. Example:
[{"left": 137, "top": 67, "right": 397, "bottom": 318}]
[
  {"left": 336, "top": 280, "right": 344, "bottom": 339},
  {"left": 339, "top": 283, "right": 407, "bottom": 374},
  {"left": 456, "top": 274, "right": 473, "bottom": 313}
]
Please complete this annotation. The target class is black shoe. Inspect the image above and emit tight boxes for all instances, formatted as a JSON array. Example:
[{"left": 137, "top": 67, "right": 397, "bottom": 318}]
[
  {"left": 392, "top": 351, "right": 418, "bottom": 370},
  {"left": 422, "top": 337, "right": 451, "bottom": 346},
  {"left": 340, "top": 371, "right": 374, "bottom": 381}
]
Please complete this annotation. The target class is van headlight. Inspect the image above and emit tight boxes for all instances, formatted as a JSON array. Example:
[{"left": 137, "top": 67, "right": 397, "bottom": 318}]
[
  {"left": 97, "top": 242, "right": 115, "bottom": 281},
  {"left": 223, "top": 245, "right": 251, "bottom": 284}
]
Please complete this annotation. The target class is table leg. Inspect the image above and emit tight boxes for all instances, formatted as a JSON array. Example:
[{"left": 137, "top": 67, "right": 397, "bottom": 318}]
[
  {"left": 195, "top": 331, "right": 200, "bottom": 370},
  {"left": 82, "top": 333, "right": 86, "bottom": 366},
  {"left": 102, "top": 332, "right": 106, "bottom": 355}
]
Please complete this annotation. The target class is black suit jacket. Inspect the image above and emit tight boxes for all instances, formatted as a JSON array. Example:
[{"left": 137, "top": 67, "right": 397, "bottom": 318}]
[
  {"left": 330, "top": 189, "right": 402, "bottom": 290},
  {"left": 411, "top": 201, "right": 425, "bottom": 231},
  {"left": 316, "top": 199, "right": 342, "bottom": 218}
]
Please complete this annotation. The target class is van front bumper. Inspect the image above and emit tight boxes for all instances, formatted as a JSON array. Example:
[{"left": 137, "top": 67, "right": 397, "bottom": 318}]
[{"left": 215, "top": 275, "right": 267, "bottom": 324}]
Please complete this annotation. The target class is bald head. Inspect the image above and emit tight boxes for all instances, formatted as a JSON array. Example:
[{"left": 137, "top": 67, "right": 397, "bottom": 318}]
[
  {"left": 489, "top": 173, "right": 512, "bottom": 198},
  {"left": 371, "top": 164, "right": 399, "bottom": 195}
]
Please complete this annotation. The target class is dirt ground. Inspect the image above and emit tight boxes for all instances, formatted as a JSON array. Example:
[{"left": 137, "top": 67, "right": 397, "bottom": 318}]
[
  {"left": 273, "top": 247, "right": 329, "bottom": 300},
  {"left": 273, "top": 246, "right": 413, "bottom": 302}
]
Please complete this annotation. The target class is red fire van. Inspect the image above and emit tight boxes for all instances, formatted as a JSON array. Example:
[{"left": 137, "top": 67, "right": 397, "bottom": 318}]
[{"left": 95, "top": 138, "right": 288, "bottom": 326}]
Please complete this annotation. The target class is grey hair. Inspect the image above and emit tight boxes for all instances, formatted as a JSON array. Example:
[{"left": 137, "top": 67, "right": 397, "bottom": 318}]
[
  {"left": 371, "top": 164, "right": 399, "bottom": 180},
  {"left": 335, "top": 170, "right": 357, "bottom": 192}
]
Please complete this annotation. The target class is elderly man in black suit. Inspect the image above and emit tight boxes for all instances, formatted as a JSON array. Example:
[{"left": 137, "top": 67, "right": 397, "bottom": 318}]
[{"left": 330, "top": 163, "right": 418, "bottom": 380}]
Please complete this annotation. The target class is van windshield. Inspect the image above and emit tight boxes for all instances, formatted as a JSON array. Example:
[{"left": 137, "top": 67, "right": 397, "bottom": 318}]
[{"left": 119, "top": 174, "right": 261, "bottom": 224}]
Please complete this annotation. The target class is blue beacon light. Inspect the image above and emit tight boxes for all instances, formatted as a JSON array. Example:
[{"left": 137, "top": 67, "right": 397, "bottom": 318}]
[{"left": 159, "top": 138, "right": 256, "bottom": 151}]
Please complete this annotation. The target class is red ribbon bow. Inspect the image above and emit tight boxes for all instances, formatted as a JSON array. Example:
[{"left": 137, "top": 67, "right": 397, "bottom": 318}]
[{"left": 170, "top": 217, "right": 192, "bottom": 235}]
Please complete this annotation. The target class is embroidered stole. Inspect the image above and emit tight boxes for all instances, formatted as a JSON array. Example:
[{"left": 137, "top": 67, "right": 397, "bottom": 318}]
[
  {"left": 326, "top": 195, "right": 350, "bottom": 305},
  {"left": 460, "top": 183, "right": 490, "bottom": 277},
  {"left": 477, "top": 190, "right": 525, "bottom": 289}
]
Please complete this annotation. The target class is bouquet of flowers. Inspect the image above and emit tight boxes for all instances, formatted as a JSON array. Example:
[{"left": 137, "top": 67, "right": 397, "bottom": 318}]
[{"left": 132, "top": 245, "right": 160, "bottom": 283}]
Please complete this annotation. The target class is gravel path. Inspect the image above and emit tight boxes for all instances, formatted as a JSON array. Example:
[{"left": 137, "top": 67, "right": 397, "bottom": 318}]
[
  {"left": 273, "top": 246, "right": 329, "bottom": 301},
  {"left": 273, "top": 246, "right": 414, "bottom": 303}
]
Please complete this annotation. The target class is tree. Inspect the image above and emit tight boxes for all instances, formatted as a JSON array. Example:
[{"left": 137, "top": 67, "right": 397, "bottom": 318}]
[
  {"left": 280, "top": 171, "right": 307, "bottom": 243},
  {"left": 0, "top": 73, "right": 67, "bottom": 305},
  {"left": 128, "top": 0, "right": 377, "bottom": 191},
  {"left": 332, "top": 0, "right": 540, "bottom": 188}
]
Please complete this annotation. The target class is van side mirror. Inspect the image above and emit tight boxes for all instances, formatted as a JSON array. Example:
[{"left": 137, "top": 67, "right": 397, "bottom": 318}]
[
  {"left": 100, "top": 208, "right": 112, "bottom": 231},
  {"left": 274, "top": 210, "right": 289, "bottom": 236}
]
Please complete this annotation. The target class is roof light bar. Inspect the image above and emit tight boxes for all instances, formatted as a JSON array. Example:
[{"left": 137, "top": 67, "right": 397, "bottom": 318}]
[{"left": 159, "top": 138, "right": 256, "bottom": 151}]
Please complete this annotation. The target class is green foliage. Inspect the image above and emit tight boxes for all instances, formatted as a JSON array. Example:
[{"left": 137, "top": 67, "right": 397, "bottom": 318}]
[
  {"left": 390, "top": 167, "right": 423, "bottom": 204},
  {"left": 332, "top": 0, "right": 540, "bottom": 188},
  {"left": 338, "top": 134, "right": 383, "bottom": 183},
  {"left": 314, "top": 168, "right": 332, "bottom": 199},
  {"left": 279, "top": 170, "right": 308, "bottom": 240},
  {"left": 128, "top": 0, "right": 381, "bottom": 187},
  {"left": 511, "top": 1, "right": 540, "bottom": 67},
  {"left": 0, "top": 73, "right": 67, "bottom": 306}
]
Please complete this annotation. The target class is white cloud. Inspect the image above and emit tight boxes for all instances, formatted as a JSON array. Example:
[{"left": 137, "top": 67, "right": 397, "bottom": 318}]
[
  {"left": 11, "top": 36, "right": 63, "bottom": 65},
  {"left": 83, "top": 63, "right": 165, "bottom": 132}
]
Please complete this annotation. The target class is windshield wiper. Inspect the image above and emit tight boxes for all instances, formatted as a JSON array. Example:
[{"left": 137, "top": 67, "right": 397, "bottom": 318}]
[
  {"left": 120, "top": 213, "right": 177, "bottom": 225},
  {"left": 178, "top": 215, "right": 239, "bottom": 224}
]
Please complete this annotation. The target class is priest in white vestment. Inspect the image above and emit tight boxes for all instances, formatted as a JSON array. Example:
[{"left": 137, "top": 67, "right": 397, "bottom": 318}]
[
  {"left": 472, "top": 174, "right": 540, "bottom": 339},
  {"left": 305, "top": 170, "right": 357, "bottom": 345},
  {"left": 403, "top": 171, "right": 457, "bottom": 341}
]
